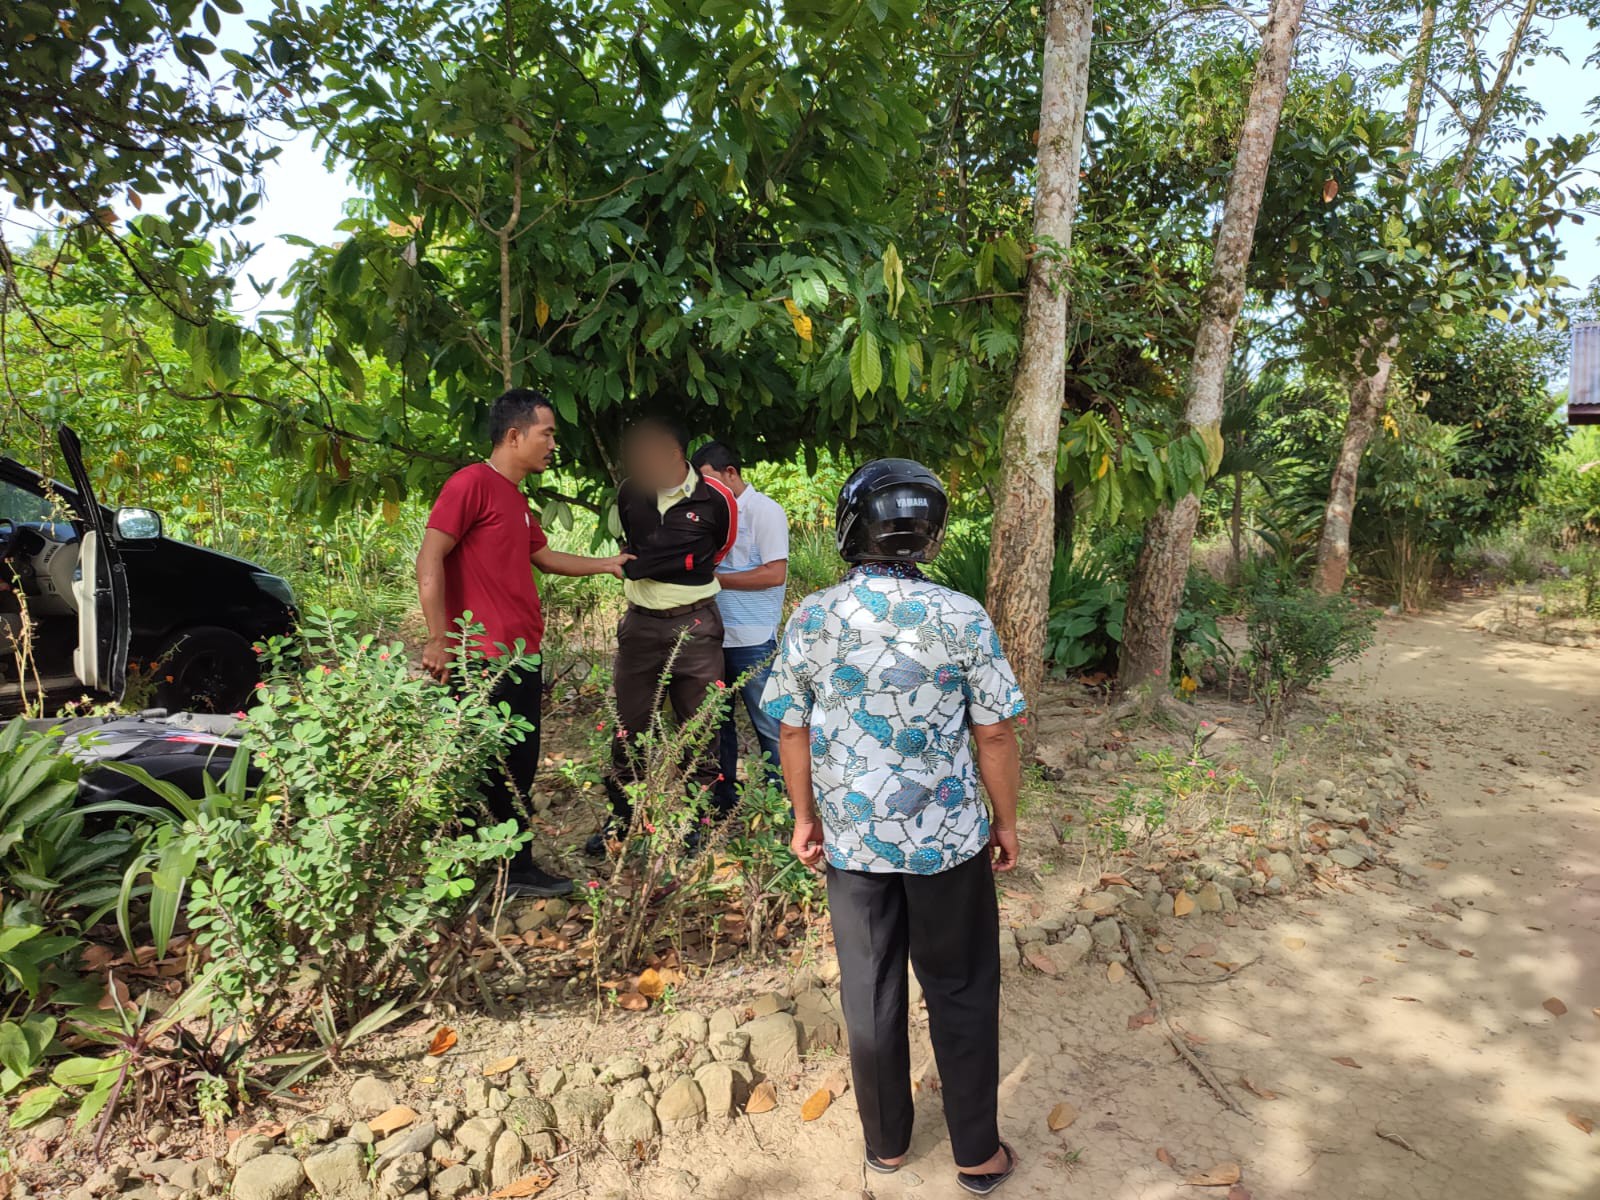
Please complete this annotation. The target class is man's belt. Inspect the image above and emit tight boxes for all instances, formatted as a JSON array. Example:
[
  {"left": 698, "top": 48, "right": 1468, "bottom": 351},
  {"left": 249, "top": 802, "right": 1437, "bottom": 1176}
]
[{"left": 627, "top": 597, "right": 718, "bottom": 619}]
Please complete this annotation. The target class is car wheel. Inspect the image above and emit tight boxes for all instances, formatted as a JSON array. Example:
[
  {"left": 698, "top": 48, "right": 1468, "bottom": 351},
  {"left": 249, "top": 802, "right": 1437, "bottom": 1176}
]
[{"left": 153, "top": 626, "right": 257, "bottom": 713}]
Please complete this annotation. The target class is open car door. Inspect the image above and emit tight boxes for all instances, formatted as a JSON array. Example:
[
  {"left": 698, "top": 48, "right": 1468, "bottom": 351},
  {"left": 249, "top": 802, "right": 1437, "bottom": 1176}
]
[{"left": 58, "top": 427, "right": 130, "bottom": 700}]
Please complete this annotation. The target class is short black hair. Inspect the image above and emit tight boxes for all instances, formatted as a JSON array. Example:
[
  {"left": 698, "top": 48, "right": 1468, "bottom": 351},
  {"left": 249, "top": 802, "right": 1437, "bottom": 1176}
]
[
  {"left": 690, "top": 441, "right": 741, "bottom": 473},
  {"left": 625, "top": 415, "right": 689, "bottom": 453},
  {"left": 489, "top": 388, "right": 555, "bottom": 445}
]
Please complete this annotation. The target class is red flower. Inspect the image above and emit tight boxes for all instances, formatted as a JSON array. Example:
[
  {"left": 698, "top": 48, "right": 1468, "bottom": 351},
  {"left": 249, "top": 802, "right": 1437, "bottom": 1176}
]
[
  {"left": 585, "top": 880, "right": 600, "bottom": 890},
  {"left": 715, "top": 680, "right": 726, "bottom": 689}
]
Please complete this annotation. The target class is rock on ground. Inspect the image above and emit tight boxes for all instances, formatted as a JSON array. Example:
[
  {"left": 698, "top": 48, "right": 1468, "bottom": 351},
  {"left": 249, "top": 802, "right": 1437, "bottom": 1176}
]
[
  {"left": 603, "top": 1096, "right": 660, "bottom": 1145},
  {"left": 742, "top": 1013, "right": 800, "bottom": 1076},
  {"left": 232, "top": 1154, "right": 307, "bottom": 1200},
  {"left": 488, "top": 1131, "right": 526, "bottom": 1189},
  {"left": 349, "top": 1076, "right": 400, "bottom": 1118},
  {"left": 693, "top": 1063, "right": 741, "bottom": 1118},
  {"left": 303, "top": 1144, "right": 371, "bottom": 1200},
  {"left": 553, "top": 1086, "right": 612, "bottom": 1137},
  {"left": 655, "top": 1077, "right": 706, "bottom": 1134}
]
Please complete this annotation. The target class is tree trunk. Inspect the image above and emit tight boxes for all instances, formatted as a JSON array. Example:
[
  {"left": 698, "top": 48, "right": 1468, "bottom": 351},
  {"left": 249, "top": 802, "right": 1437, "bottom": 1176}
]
[
  {"left": 1312, "top": 0, "right": 1534, "bottom": 594},
  {"left": 1229, "top": 472, "right": 1244, "bottom": 584},
  {"left": 1116, "top": 0, "right": 1306, "bottom": 693},
  {"left": 985, "top": 0, "right": 1094, "bottom": 722},
  {"left": 1312, "top": 347, "right": 1392, "bottom": 594}
]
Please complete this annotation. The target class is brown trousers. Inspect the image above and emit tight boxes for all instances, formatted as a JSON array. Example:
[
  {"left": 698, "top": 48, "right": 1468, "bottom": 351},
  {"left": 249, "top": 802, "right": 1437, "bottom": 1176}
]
[{"left": 606, "top": 601, "right": 728, "bottom": 826}]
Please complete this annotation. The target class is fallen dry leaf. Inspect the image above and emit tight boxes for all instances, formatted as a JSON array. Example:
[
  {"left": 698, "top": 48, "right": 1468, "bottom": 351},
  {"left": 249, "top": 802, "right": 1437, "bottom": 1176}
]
[
  {"left": 1394, "top": 996, "right": 1421, "bottom": 1003},
  {"left": 1332, "top": 1056, "right": 1363, "bottom": 1069},
  {"left": 427, "top": 1027, "right": 457, "bottom": 1056},
  {"left": 1025, "top": 951, "right": 1059, "bottom": 976},
  {"left": 1425, "top": 859, "right": 1449, "bottom": 870},
  {"left": 1047, "top": 1101, "right": 1078, "bottom": 1131},
  {"left": 1238, "top": 1077, "right": 1278, "bottom": 1101},
  {"left": 636, "top": 968, "right": 666, "bottom": 999},
  {"left": 1154, "top": 942, "right": 1175, "bottom": 954},
  {"left": 1567, "top": 1112, "right": 1594, "bottom": 1135},
  {"left": 368, "top": 1106, "right": 418, "bottom": 1137},
  {"left": 1127, "top": 1007, "right": 1157, "bottom": 1031},
  {"left": 800, "top": 1088, "right": 832, "bottom": 1122},
  {"left": 1185, "top": 941, "right": 1218, "bottom": 959},
  {"left": 482, "top": 1055, "right": 520, "bottom": 1077},
  {"left": 490, "top": 1170, "right": 556, "bottom": 1198},
  {"left": 820, "top": 1069, "right": 850, "bottom": 1099},
  {"left": 745, "top": 1081, "right": 778, "bottom": 1115},
  {"left": 1281, "top": 937, "right": 1306, "bottom": 951},
  {"left": 1100, "top": 873, "right": 1132, "bottom": 888},
  {"left": 1106, "top": 962, "right": 1126, "bottom": 984},
  {"left": 1156, "top": 1146, "right": 1177, "bottom": 1169},
  {"left": 1186, "top": 1162, "right": 1242, "bottom": 1187},
  {"left": 615, "top": 991, "right": 649, "bottom": 1011},
  {"left": 1227, "top": 1186, "right": 1253, "bottom": 1200},
  {"left": 1543, "top": 997, "right": 1568, "bottom": 1017},
  {"left": 1173, "top": 892, "right": 1196, "bottom": 918}
]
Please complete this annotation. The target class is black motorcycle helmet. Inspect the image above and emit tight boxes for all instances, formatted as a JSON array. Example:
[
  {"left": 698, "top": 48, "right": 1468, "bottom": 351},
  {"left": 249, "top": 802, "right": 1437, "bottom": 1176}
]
[{"left": 836, "top": 458, "right": 949, "bottom": 563}]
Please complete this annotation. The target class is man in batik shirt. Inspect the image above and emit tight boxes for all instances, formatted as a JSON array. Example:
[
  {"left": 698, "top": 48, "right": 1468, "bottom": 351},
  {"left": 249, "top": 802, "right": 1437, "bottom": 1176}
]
[{"left": 762, "top": 459, "right": 1025, "bottom": 1197}]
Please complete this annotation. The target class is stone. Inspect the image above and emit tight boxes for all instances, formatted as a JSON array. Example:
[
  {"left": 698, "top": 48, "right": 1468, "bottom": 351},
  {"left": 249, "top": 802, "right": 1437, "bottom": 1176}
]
[
  {"left": 167, "top": 1160, "right": 220, "bottom": 1193},
  {"left": 1156, "top": 893, "right": 1175, "bottom": 918},
  {"left": 524, "top": 1132, "right": 559, "bottom": 1160},
  {"left": 460, "top": 1077, "right": 491, "bottom": 1112},
  {"left": 288, "top": 1117, "right": 337, "bottom": 1148},
  {"left": 617, "top": 1078, "right": 655, "bottom": 1101},
  {"left": 228, "top": 1136, "right": 276, "bottom": 1169},
  {"left": 600, "top": 1055, "right": 645, "bottom": 1084},
  {"left": 455, "top": 1117, "right": 504, "bottom": 1158},
  {"left": 1080, "top": 891, "right": 1120, "bottom": 916},
  {"left": 430, "top": 1167, "right": 476, "bottom": 1200},
  {"left": 1055, "top": 924, "right": 1093, "bottom": 968},
  {"left": 374, "top": 1122, "right": 436, "bottom": 1169},
  {"left": 1310, "top": 779, "right": 1337, "bottom": 803},
  {"left": 1195, "top": 882, "right": 1224, "bottom": 913},
  {"left": 1328, "top": 848, "right": 1366, "bottom": 869},
  {"left": 687, "top": 1047, "right": 713, "bottom": 1071},
  {"left": 748, "top": 992, "right": 789, "bottom": 1017},
  {"left": 349, "top": 1077, "right": 400, "bottom": 1119},
  {"left": 710, "top": 1032, "right": 750, "bottom": 1064},
  {"left": 431, "top": 1105, "right": 461, "bottom": 1136},
  {"left": 552, "top": 1087, "right": 611, "bottom": 1137},
  {"left": 303, "top": 1143, "right": 371, "bottom": 1200},
  {"left": 486, "top": 1088, "right": 510, "bottom": 1114},
  {"left": 707, "top": 1008, "right": 742, "bottom": 1038},
  {"left": 146, "top": 1122, "right": 173, "bottom": 1147},
  {"left": 29, "top": 1117, "right": 67, "bottom": 1143},
  {"left": 88, "top": 1167, "right": 129, "bottom": 1194},
  {"left": 566, "top": 1062, "right": 599, "bottom": 1088},
  {"left": 655, "top": 1078, "right": 705, "bottom": 1135},
  {"left": 1265, "top": 877, "right": 1284, "bottom": 895},
  {"left": 1219, "top": 886, "right": 1238, "bottom": 914},
  {"left": 536, "top": 1067, "right": 566, "bottom": 1097},
  {"left": 791, "top": 990, "right": 842, "bottom": 1053},
  {"left": 231, "top": 1153, "right": 306, "bottom": 1200},
  {"left": 375, "top": 1153, "right": 425, "bottom": 1200},
  {"left": 1089, "top": 918, "right": 1120, "bottom": 947},
  {"left": 655, "top": 1037, "right": 686, "bottom": 1064},
  {"left": 1265, "top": 852, "right": 1296, "bottom": 887},
  {"left": 347, "top": 1123, "right": 374, "bottom": 1147},
  {"left": 743, "top": 1013, "right": 800, "bottom": 1077},
  {"left": 505, "top": 1095, "right": 557, "bottom": 1136},
  {"left": 488, "top": 1132, "right": 526, "bottom": 1190},
  {"left": 666, "top": 1011, "right": 709, "bottom": 1044},
  {"left": 815, "top": 957, "right": 841, "bottom": 986},
  {"left": 1121, "top": 898, "right": 1157, "bottom": 920},
  {"left": 513, "top": 907, "right": 551, "bottom": 935},
  {"left": 693, "top": 1063, "right": 740, "bottom": 1118},
  {"left": 602, "top": 1097, "right": 660, "bottom": 1146},
  {"left": 1014, "top": 926, "right": 1047, "bottom": 945},
  {"left": 1324, "top": 805, "right": 1360, "bottom": 826}
]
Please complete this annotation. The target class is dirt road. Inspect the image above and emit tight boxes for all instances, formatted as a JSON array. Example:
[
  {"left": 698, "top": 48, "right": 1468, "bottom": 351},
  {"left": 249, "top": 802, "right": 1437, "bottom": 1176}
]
[{"left": 627, "top": 602, "right": 1600, "bottom": 1199}]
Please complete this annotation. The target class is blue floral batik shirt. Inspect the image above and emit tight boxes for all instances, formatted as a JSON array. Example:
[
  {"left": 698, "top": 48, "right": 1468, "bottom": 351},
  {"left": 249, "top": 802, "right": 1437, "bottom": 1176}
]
[{"left": 760, "top": 563, "right": 1027, "bottom": 875}]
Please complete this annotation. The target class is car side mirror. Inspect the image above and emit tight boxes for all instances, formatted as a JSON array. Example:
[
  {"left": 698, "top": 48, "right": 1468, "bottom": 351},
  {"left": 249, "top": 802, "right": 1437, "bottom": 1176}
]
[{"left": 114, "top": 507, "right": 162, "bottom": 541}]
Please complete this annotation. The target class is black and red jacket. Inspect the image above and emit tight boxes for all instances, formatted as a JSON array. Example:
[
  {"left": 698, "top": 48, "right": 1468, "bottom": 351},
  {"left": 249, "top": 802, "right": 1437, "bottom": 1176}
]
[{"left": 617, "top": 472, "right": 737, "bottom": 588}]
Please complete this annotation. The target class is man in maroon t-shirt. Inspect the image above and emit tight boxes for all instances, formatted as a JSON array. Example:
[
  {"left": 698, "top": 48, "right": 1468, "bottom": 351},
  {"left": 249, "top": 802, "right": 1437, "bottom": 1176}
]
[{"left": 417, "top": 389, "right": 629, "bottom": 897}]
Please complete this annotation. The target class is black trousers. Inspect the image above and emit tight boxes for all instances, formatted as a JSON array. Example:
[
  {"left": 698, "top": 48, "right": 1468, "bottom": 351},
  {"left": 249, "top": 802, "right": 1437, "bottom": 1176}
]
[
  {"left": 827, "top": 850, "right": 1002, "bottom": 1167},
  {"left": 478, "top": 664, "right": 543, "bottom": 832}
]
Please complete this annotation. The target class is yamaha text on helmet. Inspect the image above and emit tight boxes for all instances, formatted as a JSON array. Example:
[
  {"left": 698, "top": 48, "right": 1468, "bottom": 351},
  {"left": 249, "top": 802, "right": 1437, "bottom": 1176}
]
[{"left": 836, "top": 458, "right": 950, "bottom": 564}]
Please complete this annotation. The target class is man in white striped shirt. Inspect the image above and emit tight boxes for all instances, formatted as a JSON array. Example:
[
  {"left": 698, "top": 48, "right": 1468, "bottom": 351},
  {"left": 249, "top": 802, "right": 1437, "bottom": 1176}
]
[{"left": 691, "top": 442, "right": 789, "bottom": 812}]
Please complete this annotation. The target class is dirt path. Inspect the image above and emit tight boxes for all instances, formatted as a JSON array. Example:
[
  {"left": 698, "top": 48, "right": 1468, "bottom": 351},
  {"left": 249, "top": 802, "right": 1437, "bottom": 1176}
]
[{"left": 606, "top": 602, "right": 1599, "bottom": 1199}]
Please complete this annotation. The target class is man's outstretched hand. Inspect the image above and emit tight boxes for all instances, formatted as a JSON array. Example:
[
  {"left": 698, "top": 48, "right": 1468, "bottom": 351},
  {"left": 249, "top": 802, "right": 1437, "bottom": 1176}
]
[
  {"left": 790, "top": 813, "right": 825, "bottom": 872},
  {"left": 989, "top": 825, "right": 1019, "bottom": 872},
  {"left": 421, "top": 635, "right": 455, "bottom": 682}
]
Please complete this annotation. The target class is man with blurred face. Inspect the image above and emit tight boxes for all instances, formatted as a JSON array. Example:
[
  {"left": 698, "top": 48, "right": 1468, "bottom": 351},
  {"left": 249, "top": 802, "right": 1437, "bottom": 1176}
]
[
  {"left": 417, "top": 388, "right": 629, "bottom": 896},
  {"left": 591, "top": 416, "right": 736, "bottom": 854}
]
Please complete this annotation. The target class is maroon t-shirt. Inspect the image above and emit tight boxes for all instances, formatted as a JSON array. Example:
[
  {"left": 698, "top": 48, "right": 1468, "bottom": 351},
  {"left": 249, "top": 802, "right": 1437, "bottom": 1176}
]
[{"left": 426, "top": 463, "right": 549, "bottom": 656}]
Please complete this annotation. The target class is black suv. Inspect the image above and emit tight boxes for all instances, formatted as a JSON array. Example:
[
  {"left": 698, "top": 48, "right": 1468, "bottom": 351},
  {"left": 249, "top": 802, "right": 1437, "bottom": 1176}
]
[{"left": 0, "top": 427, "right": 297, "bottom": 714}]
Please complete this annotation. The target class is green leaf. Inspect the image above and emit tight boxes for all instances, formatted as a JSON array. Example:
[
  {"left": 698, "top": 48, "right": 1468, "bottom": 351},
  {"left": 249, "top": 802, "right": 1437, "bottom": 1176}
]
[
  {"left": 891, "top": 340, "right": 910, "bottom": 400},
  {"left": 849, "top": 329, "right": 883, "bottom": 399},
  {"left": 9, "top": 1084, "right": 63, "bottom": 1127}
]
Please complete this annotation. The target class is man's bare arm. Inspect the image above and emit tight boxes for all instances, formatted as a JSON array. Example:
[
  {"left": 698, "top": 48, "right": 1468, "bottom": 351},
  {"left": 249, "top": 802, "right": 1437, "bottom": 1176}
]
[
  {"left": 416, "top": 528, "right": 458, "bottom": 680},
  {"left": 972, "top": 718, "right": 1021, "bottom": 871},
  {"left": 717, "top": 558, "right": 788, "bottom": 591},
  {"left": 531, "top": 546, "right": 631, "bottom": 579},
  {"left": 779, "top": 723, "right": 824, "bottom": 869}
]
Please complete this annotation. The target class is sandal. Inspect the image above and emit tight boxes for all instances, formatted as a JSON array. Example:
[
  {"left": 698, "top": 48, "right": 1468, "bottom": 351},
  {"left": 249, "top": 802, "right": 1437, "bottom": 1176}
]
[
  {"left": 865, "top": 1148, "right": 903, "bottom": 1175},
  {"left": 956, "top": 1142, "right": 1016, "bottom": 1196}
]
